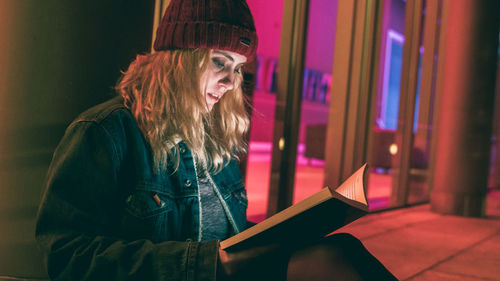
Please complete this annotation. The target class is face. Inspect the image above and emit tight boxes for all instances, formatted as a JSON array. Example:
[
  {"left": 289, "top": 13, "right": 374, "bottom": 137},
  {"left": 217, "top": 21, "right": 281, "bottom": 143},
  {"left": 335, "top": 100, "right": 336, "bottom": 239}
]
[{"left": 200, "top": 49, "right": 247, "bottom": 111}]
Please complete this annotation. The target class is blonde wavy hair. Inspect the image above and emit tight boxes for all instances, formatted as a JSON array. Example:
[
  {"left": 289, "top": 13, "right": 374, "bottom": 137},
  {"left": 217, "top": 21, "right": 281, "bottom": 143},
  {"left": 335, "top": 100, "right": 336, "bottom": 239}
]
[{"left": 115, "top": 49, "right": 250, "bottom": 174}]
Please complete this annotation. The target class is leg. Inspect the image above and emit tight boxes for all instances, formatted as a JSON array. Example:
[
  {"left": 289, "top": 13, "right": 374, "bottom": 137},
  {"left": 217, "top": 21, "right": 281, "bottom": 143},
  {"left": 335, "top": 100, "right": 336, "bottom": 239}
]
[{"left": 286, "top": 233, "right": 398, "bottom": 281}]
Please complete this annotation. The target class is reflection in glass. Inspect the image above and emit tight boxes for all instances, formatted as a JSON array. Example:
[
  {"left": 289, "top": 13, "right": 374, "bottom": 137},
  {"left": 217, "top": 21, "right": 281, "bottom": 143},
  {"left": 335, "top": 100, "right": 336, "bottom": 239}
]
[
  {"left": 293, "top": 0, "right": 338, "bottom": 204},
  {"left": 368, "top": 0, "right": 406, "bottom": 210},
  {"left": 407, "top": 0, "right": 439, "bottom": 204}
]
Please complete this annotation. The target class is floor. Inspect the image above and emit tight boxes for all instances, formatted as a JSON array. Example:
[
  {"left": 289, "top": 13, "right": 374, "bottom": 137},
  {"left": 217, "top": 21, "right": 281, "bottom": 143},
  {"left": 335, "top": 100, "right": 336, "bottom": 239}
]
[{"left": 339, "top": 190, "right": 500, "bottom": 280}]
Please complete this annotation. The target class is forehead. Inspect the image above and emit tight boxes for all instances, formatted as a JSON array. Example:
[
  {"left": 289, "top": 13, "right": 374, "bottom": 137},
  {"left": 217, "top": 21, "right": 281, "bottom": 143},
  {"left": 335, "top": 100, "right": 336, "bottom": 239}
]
[{"left": 211, "top": 49, "right": 247, "bottom": 64}]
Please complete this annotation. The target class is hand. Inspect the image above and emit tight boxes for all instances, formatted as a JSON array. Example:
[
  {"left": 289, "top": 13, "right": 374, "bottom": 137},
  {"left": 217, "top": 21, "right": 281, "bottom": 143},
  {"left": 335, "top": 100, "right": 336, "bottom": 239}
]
[{"left": 217, "top": 243, "right": 284, "bottom": 279}]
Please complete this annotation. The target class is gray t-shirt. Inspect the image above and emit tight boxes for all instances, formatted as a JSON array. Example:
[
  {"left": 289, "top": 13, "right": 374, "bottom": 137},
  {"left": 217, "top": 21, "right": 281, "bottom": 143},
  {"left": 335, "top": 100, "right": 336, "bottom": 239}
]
[{"left": 198, "top": 172, "right": 231, "bottom": 241}]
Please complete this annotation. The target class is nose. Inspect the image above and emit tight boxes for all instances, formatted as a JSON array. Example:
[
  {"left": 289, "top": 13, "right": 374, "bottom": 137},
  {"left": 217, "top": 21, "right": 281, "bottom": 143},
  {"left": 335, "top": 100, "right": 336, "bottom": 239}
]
[{"left": 219, "top": 71, "right": 235, "bottom": 92}]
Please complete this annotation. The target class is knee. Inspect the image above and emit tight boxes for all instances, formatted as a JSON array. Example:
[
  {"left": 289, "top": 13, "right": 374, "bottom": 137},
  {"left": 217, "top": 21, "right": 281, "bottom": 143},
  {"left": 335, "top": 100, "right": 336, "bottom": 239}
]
[
  {"left": 287, "top": 234, "right": 366, "bottom": 281},
  {"left": 287, "top": 234, "right": 398, "bottom": 281},
  {"left": 288, "top": 233, "right": 365, "bottom": 268},
  {"left": 324, "top": 233, "right": 364, "bottom": 249},
  {"left": 290, "top": 233, "right": 364, "bottom": 260}
]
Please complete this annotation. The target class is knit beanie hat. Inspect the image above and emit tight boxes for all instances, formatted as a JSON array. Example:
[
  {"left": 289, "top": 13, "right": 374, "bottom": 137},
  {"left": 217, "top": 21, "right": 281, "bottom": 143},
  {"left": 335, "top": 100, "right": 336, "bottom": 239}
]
[{"left": 154, "top": 0, "right": 258, "bottom": 61}]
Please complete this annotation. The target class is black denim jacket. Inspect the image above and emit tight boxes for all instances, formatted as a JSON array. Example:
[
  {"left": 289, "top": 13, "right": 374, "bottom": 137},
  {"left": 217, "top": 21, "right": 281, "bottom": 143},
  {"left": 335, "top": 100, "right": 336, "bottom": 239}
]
[{"left": 35, "top": 96, "right": 248, "bottom": 281}]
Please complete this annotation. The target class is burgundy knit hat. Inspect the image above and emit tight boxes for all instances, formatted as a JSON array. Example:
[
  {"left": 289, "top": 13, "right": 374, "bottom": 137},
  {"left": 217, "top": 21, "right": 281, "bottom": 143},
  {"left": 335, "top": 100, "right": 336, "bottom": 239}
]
[{"left": 154, "top": 0, "right": 258, "bottom": 61}]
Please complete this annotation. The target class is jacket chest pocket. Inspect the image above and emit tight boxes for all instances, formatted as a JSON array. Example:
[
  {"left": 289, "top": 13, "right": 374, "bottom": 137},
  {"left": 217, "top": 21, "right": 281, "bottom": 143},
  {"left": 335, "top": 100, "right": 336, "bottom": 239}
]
[
  {"left": 219, "top": 178, "right": 248, "bottom": 228},
  {"left": 217, "top": 176, "right": 247, "bottom": 206},
  {"left": 232, "top": 186, "right": 248, "bottom": 208},
  {"left": 225, "top": 180, "right": 248, "bottom": 208},
  {"left": 214, "top": 161, "right": 248, "bottom": 209},
  {"left": 125, "top": 189, "right": 172, "bottom": 218},
  {"left": 121, "top": 184, "right": 180, "bottom": 242}
]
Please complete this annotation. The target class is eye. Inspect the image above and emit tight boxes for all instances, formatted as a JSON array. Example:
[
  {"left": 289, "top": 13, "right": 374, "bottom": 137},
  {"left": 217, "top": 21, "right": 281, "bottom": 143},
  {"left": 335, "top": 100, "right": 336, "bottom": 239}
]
[{"left": 212, "top": 58, "right": 225, "bottom": 69}]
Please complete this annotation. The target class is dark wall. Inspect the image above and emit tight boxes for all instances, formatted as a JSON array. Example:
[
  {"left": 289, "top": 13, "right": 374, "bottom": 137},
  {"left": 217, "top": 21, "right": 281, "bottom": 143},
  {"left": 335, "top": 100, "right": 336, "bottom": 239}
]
[{"left": 0, "top": 0, "right": 155, "bottom": 278}]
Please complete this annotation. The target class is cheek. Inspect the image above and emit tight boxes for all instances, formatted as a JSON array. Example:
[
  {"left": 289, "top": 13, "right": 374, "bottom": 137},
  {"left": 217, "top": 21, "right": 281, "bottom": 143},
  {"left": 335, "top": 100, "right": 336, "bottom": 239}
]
[{"left": 202, "top": 72, "right": 219, "bottom": 91}]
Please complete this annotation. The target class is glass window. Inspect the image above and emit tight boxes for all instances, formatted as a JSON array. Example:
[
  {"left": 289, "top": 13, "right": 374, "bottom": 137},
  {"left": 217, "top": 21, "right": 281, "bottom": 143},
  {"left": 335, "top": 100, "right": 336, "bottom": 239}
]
[
  {"left": 244, "top": 0, "right": 284, "bottom": 222},
  {"left": 368, "top": 0, "right": 407, "bottom": 210},
  {"left": 293, "top": 0, "right": 338, "bottom": 204}
]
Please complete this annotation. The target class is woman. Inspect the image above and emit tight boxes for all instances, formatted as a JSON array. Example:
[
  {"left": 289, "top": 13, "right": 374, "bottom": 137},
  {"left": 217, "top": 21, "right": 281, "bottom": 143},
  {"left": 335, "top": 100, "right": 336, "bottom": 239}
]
[{"left": 36, "top": 0, "right": 398, "bottom": 280}]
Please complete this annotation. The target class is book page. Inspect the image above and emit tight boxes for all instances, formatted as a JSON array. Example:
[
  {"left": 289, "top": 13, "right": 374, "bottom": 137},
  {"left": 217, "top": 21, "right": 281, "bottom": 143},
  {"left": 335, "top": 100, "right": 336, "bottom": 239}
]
[{"left": 335, "top": 164, "right": 368, "bottom": 205}]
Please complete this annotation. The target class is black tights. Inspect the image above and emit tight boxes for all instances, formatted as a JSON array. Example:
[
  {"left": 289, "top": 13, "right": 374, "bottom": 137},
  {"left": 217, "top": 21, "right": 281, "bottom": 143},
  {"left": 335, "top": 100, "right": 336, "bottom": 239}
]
[
  {"left": 286, "top": 233, "right": 398, "bottom": 281},
  {"left": 237, "top": 233, "right": 398, "bottom": 281}
]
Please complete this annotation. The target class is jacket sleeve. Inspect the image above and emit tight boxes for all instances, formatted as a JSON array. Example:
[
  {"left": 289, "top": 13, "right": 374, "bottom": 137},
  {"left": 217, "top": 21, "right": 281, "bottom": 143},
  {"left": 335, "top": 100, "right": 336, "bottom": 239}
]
[{"left": 35, "top": 121, "right": 219, "bottom": 281}]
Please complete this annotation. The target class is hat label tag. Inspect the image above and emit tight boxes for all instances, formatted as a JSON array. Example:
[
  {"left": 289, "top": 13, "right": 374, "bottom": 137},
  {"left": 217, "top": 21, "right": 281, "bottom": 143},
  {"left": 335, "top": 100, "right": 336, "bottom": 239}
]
[{"left": 239, "top": 37, "right": 251, "bottom": 47}]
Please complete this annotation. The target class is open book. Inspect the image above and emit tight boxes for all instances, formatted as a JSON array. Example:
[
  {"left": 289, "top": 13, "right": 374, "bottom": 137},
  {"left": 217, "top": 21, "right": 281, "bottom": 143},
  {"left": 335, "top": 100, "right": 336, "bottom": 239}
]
[{"left": 220, "top": 164, "right": 369, "bottom": 251}]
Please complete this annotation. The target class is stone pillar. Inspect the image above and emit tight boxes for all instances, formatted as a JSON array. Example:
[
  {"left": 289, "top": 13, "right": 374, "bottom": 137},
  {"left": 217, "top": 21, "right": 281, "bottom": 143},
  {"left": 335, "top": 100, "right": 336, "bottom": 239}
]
[
  {"left": 431, "top": 0, "right": 500, "bottom": 216},
  {"left": 489, "top": 57, "right": 500, "bottom": 189}
]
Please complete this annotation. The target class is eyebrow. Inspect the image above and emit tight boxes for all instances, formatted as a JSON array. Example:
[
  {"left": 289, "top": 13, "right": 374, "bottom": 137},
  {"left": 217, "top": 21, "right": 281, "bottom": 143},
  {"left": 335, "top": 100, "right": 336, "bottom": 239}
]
[
  {"left": 213, "top": 50, "right": 235, "bottom": 62},
  {"left": 212, "top": 50, "right": 247, "bottom": 68}
]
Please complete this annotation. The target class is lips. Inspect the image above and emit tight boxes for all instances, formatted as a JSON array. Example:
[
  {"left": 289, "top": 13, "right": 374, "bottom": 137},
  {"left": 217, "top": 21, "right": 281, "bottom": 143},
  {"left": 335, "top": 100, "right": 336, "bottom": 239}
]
[{"left": 207, "top": 92, "right": 222, "bottom": 102}]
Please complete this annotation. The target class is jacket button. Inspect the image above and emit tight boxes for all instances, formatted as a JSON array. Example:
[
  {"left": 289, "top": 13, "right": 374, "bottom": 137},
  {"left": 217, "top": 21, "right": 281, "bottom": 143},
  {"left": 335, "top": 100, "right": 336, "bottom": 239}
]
[{"left": 184, "top": 179, "right": 192, "bottom": 187}]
